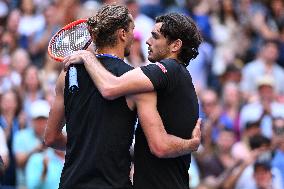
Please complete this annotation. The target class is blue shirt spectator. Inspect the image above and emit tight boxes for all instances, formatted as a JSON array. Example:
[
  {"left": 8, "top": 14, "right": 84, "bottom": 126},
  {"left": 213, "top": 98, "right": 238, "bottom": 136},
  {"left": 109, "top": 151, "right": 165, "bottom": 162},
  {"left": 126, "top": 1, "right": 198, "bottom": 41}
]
[{"left": 25, "top": 148, "right": 64, "bottom": 189}]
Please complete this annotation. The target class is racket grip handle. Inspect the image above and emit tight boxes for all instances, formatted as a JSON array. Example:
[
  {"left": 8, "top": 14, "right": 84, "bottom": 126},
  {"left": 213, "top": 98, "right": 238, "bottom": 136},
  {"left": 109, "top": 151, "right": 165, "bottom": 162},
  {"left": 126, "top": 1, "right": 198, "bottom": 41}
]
[{"left": 69, "top": 66, "right": 79, "bottom": 92}]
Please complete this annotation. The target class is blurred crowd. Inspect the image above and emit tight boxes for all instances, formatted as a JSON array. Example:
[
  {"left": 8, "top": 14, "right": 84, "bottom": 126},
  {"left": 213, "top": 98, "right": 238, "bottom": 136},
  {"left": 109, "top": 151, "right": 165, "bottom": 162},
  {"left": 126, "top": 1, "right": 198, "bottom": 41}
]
[{"left": 0, "top": 0, "right": 284, "bottom": 189}]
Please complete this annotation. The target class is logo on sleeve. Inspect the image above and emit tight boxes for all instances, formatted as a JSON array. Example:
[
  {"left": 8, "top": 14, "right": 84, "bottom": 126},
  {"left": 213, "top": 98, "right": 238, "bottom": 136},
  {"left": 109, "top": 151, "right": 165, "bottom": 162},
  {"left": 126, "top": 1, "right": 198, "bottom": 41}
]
[{"left": 155, "top": 63, "right": 167, "bottom": 73}]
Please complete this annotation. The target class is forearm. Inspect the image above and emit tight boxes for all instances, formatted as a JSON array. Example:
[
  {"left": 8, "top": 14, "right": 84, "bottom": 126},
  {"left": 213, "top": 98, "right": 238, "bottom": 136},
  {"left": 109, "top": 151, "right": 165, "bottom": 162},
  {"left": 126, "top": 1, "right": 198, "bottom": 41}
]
[
  {"left": 44, "top": 71, "right": 66, "bottom": 151},
  {"left": 138, "top": 112, "right": 196, "bottom": 158},
  {"left": 135, "top": 92, "right": 201, "bottom": 158},
  {"left": 46, "top": 133, "right": 66, "bottom": 151},
  {"left": 140, "top": 113, "right": 200, "bottom": 158},
  {"left": 64, "top": 51, "right": 154, "bottom": 99},
  {"left": 82, "top": 53, "right": 122, "bottom": 99},
  {"left": 159, "top": 135, "right": 200, "bottom": 158},
  {"left": 44, "top": 117, "right": 66, "bottom": 151}
]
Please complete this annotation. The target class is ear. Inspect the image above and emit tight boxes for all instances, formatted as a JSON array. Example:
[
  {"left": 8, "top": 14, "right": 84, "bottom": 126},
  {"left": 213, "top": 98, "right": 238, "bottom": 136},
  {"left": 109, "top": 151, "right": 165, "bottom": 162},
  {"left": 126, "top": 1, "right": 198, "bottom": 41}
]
[
  {"left": 118, "top": 28, "right": 127, "bottom": 42},
  {"left": 171, "top": 39, "right": 182, "bottom": 53}
]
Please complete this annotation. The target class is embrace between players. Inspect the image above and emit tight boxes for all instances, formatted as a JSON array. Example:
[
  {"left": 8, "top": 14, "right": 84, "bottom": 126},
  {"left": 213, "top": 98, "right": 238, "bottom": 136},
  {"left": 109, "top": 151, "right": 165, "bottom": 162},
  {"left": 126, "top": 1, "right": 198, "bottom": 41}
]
[{"left": 44, "top": 4, "right": 203, "bottom": 189}]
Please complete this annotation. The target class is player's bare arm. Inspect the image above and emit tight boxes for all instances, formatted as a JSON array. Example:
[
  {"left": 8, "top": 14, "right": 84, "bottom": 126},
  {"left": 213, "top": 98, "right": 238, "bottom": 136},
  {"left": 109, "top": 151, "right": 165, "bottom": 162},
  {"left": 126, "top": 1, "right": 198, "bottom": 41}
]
[
  {"left": 129, "top": 92, "right": 201, "bottom": 158},
  {"left": 44, "top": 71, "right": 67, "bottom": 151},
  {"left": 63, "top": 50, "right": 154, "bottom": 100}
]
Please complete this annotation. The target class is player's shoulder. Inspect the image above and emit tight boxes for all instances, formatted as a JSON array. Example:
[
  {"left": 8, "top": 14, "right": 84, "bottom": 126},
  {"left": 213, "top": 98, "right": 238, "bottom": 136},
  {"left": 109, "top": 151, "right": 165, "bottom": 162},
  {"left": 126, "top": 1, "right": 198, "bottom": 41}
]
[
  {"left": 120, "top": 60, "right": 134, "bottom": 70},
  {"left": 156, "top": 59, "right": 182, "bottom": 74},
  {"left": 159, "top": 58, "right": 181, "bottom": 69},
  {"left": 116, "top": 60, "right": 134, "bottom": 75}
]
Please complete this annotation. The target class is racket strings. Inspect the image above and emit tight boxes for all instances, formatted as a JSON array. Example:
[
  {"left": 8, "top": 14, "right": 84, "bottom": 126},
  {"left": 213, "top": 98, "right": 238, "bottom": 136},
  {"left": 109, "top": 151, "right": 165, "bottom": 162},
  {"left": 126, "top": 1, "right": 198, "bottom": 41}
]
[{"left": 50, "top": 23, "right": 91, "bottom": 58}]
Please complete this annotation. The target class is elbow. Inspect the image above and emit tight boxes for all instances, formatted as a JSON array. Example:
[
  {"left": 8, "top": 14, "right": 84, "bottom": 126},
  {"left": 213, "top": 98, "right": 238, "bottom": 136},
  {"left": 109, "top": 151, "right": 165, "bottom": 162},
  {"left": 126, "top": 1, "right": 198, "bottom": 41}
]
[
  {"left": 100, "top": 78, "right": 122, "bottom": 100},
  {"left": 101, "top": 87, "right": 118, "bottom": 100},
  {"left": 149, "top": 144, "right": 169, "bottom": 158}
]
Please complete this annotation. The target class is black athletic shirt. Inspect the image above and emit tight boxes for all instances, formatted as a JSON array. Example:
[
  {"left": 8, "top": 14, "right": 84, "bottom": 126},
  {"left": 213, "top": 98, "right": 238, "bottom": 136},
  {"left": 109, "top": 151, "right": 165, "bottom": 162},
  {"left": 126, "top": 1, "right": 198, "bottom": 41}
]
[
  {"left": 134, "top": 59, "right": 199, "bottom": 189},
  {"left": 60, "top": 56, "right": 136, "bottom": 189}
]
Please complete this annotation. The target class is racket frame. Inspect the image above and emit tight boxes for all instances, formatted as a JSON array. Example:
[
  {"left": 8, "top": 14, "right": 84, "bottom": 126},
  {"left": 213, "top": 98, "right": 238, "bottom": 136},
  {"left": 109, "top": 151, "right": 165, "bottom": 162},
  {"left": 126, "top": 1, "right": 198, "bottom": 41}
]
[{"left": 47, "top": 19, "right": 91, "bottom": 62}]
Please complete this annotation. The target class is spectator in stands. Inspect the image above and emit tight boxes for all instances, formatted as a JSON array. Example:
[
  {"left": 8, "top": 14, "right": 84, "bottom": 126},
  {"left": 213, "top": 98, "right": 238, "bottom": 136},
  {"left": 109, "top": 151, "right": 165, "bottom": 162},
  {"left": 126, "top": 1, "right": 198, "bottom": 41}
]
[
  {"left": 240, "top": 75, "right": 284, "bottom": 138},
  {"left": 232, "top": 120, "right": 262, "bottom": 162},
  {"left": 20, "top": 65, "right": 45, "bottom": 124},
  {"left": 253, "top": 160, "right": 283, "bottom": 189},
  {"left": 9, "top": 48, "right": 31, "bottom": 90},
  {"left": 220, "top": 62, "right": 242, "bottom": 85},
  {"left": 5, "top": 9, "right": 20, "bottom": 36},
  {"left": 268, "top": 0, "right": 284, "bottom": 30},
  {"left": 13, "top": 99, "right": 50, "bottom": 188},
  {"left": 25, "top": 149, "right": 64, "bottom": 189},
  {"left": 28, "top": 3, "right": 61, "bottom": 67},
  {"left": 0, "top": 89, "right": 22, "bottom": 188},
  {"left": 219, "top": 82, "right": 242, "bottom": 139},
  {"left": 241, "top": 39, "right": 284, "bottom": 100},
  {"left": 199, "top": 88, "right": 222, "bottom": 143},
  {"left": 18, "top": 0, "right": 45, "bottom": 49},
  {"left": 272, "top": 117, "right": 284, "bottom": 188},
  {"left": 197, "top": 128, "right": 237, "bottom": 189},
  {"left": 235, "top": 134, "right": 283, "bottom": 189},
  {"left": 211, "top": 0, "right": 245, "bottom": 77},
  {"left": 0, "top": 30, "right": 18, "bottom": 65}
]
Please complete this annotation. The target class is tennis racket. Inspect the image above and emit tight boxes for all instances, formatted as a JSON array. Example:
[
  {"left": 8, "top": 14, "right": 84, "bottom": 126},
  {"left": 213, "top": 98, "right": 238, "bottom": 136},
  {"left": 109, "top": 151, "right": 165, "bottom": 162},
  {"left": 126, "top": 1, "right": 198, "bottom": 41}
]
[{"left": 48, "top": 19, "right": 92, "bottom": 92}]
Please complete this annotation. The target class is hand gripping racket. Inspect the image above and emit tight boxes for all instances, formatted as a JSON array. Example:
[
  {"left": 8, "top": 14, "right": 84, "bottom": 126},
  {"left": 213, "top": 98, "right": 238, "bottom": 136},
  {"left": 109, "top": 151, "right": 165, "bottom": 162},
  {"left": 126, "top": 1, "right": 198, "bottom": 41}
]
[{"left": 48, "top": 19, "right": 92, "bottom": 92}]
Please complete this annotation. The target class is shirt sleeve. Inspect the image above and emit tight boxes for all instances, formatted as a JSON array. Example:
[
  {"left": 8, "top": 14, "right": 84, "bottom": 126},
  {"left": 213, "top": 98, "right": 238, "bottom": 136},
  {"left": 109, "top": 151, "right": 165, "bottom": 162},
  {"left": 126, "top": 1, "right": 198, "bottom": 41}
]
[{"left": 140, "top": 60, "right": 179, "bottom": 91}]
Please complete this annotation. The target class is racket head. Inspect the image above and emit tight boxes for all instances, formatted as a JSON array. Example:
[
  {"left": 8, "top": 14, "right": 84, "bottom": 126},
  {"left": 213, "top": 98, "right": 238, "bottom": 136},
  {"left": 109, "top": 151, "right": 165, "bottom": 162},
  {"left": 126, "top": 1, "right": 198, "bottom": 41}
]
[{"left": 48, "top": 19, "right": 92, "bottom": 62}]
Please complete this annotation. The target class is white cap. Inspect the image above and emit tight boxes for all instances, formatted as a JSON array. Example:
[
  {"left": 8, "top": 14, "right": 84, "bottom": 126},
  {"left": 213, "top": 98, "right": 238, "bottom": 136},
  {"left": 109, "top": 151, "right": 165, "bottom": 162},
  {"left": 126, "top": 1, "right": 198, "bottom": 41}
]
[
  {"left": 30, "top": 100, "right": 50, "bottom": 119},
  {"left": 257, "top": 75, "right": 275, "bottom": 88}
]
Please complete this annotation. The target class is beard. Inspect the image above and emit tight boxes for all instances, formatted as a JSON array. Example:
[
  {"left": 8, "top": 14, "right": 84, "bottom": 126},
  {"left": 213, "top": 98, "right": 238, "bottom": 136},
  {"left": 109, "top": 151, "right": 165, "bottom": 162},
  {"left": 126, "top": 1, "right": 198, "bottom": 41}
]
[
  {"left": 148, "top": 56, "right": 156, "bottom": 63},
  {"left": 148, "top": 53, "right": 163, "bottom": 63}
]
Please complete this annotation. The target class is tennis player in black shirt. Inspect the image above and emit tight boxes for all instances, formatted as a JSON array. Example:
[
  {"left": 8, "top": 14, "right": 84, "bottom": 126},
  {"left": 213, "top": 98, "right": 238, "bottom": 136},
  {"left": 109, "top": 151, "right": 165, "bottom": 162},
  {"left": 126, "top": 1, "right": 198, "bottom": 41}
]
[
  {"left": 64, "top": 12, "right": 202, "bottom": 189},
  {"left": 46, "top": 5, "right": 201, "bottom": 189}
]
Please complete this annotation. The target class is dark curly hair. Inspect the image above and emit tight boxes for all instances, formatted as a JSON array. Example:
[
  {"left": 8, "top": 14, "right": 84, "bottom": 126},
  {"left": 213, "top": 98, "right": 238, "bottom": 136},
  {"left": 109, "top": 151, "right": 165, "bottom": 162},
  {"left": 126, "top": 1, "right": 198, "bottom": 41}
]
[
  {"left": 87, "top": 4, "right": 132, "bottom": 49},
  {"left": 156, "top": 13, "right": 203, "bottom": 66}
]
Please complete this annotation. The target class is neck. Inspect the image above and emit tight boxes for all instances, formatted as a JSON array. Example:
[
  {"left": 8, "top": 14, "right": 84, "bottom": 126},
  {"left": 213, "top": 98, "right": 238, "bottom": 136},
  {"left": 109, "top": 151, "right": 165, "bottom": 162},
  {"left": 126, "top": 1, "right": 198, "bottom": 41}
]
[
  {"left": 167, "top": 53, "right": 180, "bottom": 63},
  {"left": 96, "top": 46, "right": 124, "bottom": 60}
]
